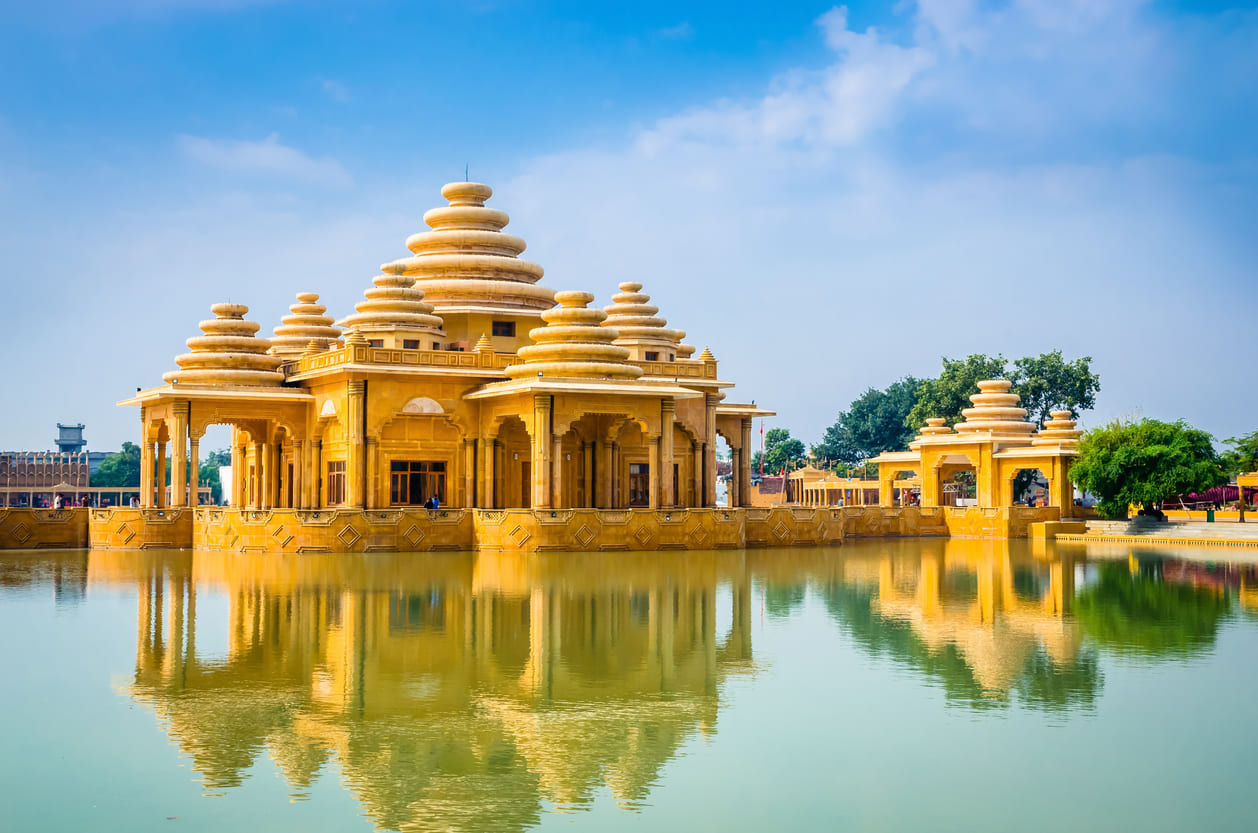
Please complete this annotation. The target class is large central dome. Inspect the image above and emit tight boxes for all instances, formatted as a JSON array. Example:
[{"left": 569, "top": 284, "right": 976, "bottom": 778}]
[{"left": 380, "top": 182, "right": 555, "bottom": 316}]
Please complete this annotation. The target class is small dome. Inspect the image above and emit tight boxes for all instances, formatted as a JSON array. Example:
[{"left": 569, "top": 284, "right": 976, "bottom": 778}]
[
  {"left": 380, "top": 181, "right": 555, "bottom": 315},
  {"left": 918, "top": 417, "right": 953, "bottom": 437},
  {"left": 504, "top": 291, "right": 644, "bottom": 381},
  {"left": 1032, "top": 410, "right": 1082, "bottom": 449},
  {"left": 953, "top": 380, "right": 1035, "bottom": 437},
  {"left": 270, "top": 292, "right": 341, "bottom": 357},
  {"left": 336, "top": 274, "right": 446, "bottom": 340},
  {"left": 163, "top": 302, "right": 284, "bottom": 387},
  {"left": 602, "top": 282, "right": 685, "bottom": 357}
]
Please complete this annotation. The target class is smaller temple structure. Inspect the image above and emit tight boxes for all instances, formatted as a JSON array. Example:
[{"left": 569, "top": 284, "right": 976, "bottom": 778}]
[{"left": 870, "top": 380, "right": 1081, "bottom": 514}]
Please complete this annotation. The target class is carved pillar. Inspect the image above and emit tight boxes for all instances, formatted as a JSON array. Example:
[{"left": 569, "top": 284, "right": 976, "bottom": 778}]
[
  {"left": 551, "top": 434, "right": 563, "bottom": 509},
  {"left": 648, "top": 437, "right": 659, "bottom": 509},
  {"left": 154, "top": 441, "right": 167, "bottom": 508},
  {"left": 345, "top": 380, "right": 366, "bottom": 508},
  {"left": 464, "top": 439, "right": 475, "bottom": 509},
  {"left": 311, "top": 440, "right": 322, "bottom": 508},
  {"left": 480, "top": 437, "right": 495, "bottom": 509},
  {"left": 739, "top": 418, "right": 753, "bottom": 507},
  {"left": 495, "top": 441, "right": 505, "bottom": 507},
  {"left": 365, "top": 437, "right": 379, "bottom": 509},
  {"left": 140, "top": 437, "right": 154, "bottom": 508},
  {"left": 188, "top": 434, "right": 200, "bottom": 507},
  {"left": 704, "top": 393, "right": 719, "bottom": 507},
  {"left": 291, "top": 439, "right": 303, "bottom": 509},
  {"left": 260, "top": 441, "right": 272, "bottom": 510},
  {"left": 596, "top": 440, "right": 611, "bottom": 508},
  {"left": 584, "top": 441, "right": 594, "bottom": 508},
  {"left": 532, "top": 395, "right": 551, "bottom": 509},
  {"left": 692, "top": 441, "right": 702, "bottom": 510},
  {"left": 660, "top": 401, "right": 675, "bottom": 508},
  {"left": 171, "top": 404, "right": 188, "bottom": 507},
  {"left": 730, "top": 447, "right": 740, "bottom": 508},
  {"left": 611, "top": 442, "right": 620, "bottom": 508}
]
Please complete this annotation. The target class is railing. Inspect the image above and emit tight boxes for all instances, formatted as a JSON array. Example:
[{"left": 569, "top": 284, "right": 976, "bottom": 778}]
[{"left": 285, "top": 346, "right": 515, "bottom": 376}]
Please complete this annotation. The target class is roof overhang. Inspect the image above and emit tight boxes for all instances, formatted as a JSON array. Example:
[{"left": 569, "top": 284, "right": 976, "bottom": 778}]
[
  {"left": 464, "top": 378, "right": 704, "bottom": 401},
  {"left": 119, "top": 384, "right": 314, "bottom": 407},
  {"left": 716, "top": 403, "right": 776, "bottom": 418}
]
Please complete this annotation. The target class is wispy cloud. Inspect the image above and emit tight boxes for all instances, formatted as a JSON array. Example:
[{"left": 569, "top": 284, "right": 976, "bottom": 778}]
[
  {"left": 655, "top": 22, "right": 693, "bottom": 41},
  {"left": 321, "top": 79, "right": 351, "bottom": 103},
  {"left": 176, "top": 133, "right": 352, "bottom": 188}
]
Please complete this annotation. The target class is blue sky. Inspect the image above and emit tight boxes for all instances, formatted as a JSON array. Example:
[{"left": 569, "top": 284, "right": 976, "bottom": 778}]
[{"left": 1, "top": 0, "right": 1255, "bottom": 453}]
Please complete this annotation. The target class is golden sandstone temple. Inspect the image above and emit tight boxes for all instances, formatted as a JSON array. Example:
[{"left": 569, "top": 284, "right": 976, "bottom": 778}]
[{"left": 0, "top": 180, "right": 1086, "bottom": 552}]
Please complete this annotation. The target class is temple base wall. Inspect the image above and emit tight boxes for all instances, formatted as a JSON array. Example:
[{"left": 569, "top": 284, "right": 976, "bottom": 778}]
[
  {"left": 0, "top": 508, "right": 89, "bottom": 549},
  {"left": 87, "top": 508, "right": 193, "bottom": 550},
  {"left": 55, "top": 504, "right": 1067, "bottom": 552}
]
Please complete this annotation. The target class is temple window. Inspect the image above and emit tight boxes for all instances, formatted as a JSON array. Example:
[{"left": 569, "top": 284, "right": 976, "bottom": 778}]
[
  {"left": 403, "top": 339, "right": 419, "bottom": 350},
  {"left": 368, "top": 339, "right": 384, "bottom": 348},
  {"left": 326, "top": 461, "right": 346, "bottom": 505},
  {"left": 391, "top": 460, "right": 447, "bottom": 506},
  {"left": 492, "top": 321, "right": 515, "bottom": 337},
  {"left": 645, "top": 351, "right": 659, "bottom": 361},
  {"left": 432, "top": 341, "right": 441, "bottom": 350},
  {"left": 629, "top": 463, "right": 650, "bottom": 506}
]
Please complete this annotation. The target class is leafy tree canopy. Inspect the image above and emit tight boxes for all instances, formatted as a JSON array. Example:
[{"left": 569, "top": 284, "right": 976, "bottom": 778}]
[
  {"left": 1222, "top": 430, "right": 1258, "bottom": 476},
  {"left": 905, "top": 354, "right": 1008, "bottom": 430},
  {"left": 905, "top": 352, "right": 1101, "bottom": 430},
  {"left": 813, "top": 377, "right": 920, "bottom": 464},
  {"left": 92, "top": 442, "right": 142, "bottom": 487},
  {"left": 1069, "top": 418, "right": 1225, "bottom": 518},
  {"left": 752, "top": 428, "right": 806, "bottom": 475}
]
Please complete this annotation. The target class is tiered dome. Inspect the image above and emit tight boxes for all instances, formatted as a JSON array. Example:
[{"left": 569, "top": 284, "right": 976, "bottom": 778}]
[
  {"left": 336, "top": 274, "right": 446, "bottom": 344},
  {"left": 1032, "top": 410, "right": 1082, "bottom": 450},
  {"left": 953, "top": 380, "right": 1035, "bottom": 437},
  {"left": 269, "top": 293, "right": 341, "bottom": 357},
  {"left": 380, "top": 182, "right": 555, "bottom": 315},
  {"left": 918, "top": 417, "right": 953, "bottom": 437},
  {"left": 601, "top": 282, "right": 685, "bottom": 360},
  {"left": 504, "top": 292, "right": 644, "bottom": 381},
  {"left": 163, "top": 303, "right": 284, "bottom": 387}
]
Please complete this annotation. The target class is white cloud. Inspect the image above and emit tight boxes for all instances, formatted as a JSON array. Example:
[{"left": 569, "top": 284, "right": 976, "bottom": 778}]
[
  {"left": 176, "top": 133, "right": 353, "bottom": 188},
  {"left": 321, "top": 79, "right": 351, "bottom": 103},
  {"left": 655, "top": 22, "right": 693, "bottom": 41}
]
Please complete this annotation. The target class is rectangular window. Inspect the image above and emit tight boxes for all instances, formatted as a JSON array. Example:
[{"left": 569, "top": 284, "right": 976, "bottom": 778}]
[
  {"left": 368, "top": 339, "right": 384, "bottom": 348},
  {"left": 432, "top": 341, "right": 440, "bottom": 350},
  {"left": 644, "top": 351, "right": 659, "bottom": 361},
  {"left": 629, "top": 463, "right": 650, "bottom": 507},
  {"left": 390, "top": 460, "right": 447, "bottom": 506},
  {"left": 402, "top": 339, "right": 419, "bottom": 350},
  {"left": 326, "top": 461, "right": 346, "bottom": 505},
  {"left": 491, "top": 320, "right": 515, "bottom": 337}
]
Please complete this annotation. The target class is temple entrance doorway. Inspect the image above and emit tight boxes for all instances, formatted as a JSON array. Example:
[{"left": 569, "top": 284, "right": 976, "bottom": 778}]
[
  {"left": 628, "top": 463, "right": 650, "bottom": 507},
  {"left": 1013, "top": 468, "right": 1048, "bottom": 507}
]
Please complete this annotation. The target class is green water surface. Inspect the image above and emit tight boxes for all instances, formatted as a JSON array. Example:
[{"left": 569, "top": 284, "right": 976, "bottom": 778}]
[{"left": 1, "top": 539, "right": 1255, "bottom": 832}]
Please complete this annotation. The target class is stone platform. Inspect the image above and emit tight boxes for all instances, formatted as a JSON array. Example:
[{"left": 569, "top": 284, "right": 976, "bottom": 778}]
[{"left": 0, "top": 504, "right": 1074, "bottom": 553}]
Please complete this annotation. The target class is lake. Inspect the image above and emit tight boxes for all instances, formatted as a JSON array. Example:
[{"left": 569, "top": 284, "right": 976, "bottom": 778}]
[{"left": 1, "top": 539, "right": 1255, "bottom": 832}]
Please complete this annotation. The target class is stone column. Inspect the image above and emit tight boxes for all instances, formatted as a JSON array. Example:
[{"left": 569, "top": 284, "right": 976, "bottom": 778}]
[
  {"left": 464, "top": 439, "right": 475, "bottom": 509},
  {"left": 596, "top": 440, "right": 611, "bottom": 508},
  {"left": 480, "top": 438, "right": 495, "bottom": 509},
  {"left": 583, "top": 442, "right": 594, "bottom": 508},
  {"left": 551, "top": 434, "right": 563, "bottom": 509},
  {"left": 260, "top": 441, "right": 271, "bottom": 510},
  {"left": 739, "top": 418, "right": 753, "bottom": 507},
  {"left": 691, "top": 441, "right": 702, "bottom": 509},
  {"left": 365, "top": 437, "right": 380, "bottom": 508},
  {"left": 171, "top": 404, "right": 188, "bottom": 507},
  {"left": 311, "top": 440, "right": 322, "bottom": 508},
  {"left": 730, "top": 447, "right": 741, "bottom": 508},
  {"left": 155, "top": 441, "right": 167, "bottom": 508},
  {"left": 648, "top": 437, "right": 660, "bottom": 509},
  {"left": 291, "top": 440, "right": 303, "bottom": 509},
  {"left": 704, "top": 393, "right": 719, "bottom": 507},
  {"left": 188, "top": 435, "right": 200, "bottom": 507},
  {"left": 532, "top": 395, "right": 551, "bottom": 509},
  {"left": 660, "top": 401, "right": 675, "bottom": 508},
  {"left": 346, "top": 380, "right": 366, "bottom": 508},
  {"left": 140, "top": 438, "right": 154, "bottom": 508}
]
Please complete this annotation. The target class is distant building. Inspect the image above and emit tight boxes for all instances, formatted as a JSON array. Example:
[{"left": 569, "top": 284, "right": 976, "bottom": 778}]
[
  {"left": 0, "top": 423, "right": 121, "bottom": 505},
  {"left": 55, "top": 423, "right": 86, "bottom": 453}
]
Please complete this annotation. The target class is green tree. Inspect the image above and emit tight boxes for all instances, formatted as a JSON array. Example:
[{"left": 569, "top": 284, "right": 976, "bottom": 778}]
[
  {"left": 905, "top": 354, "right": 1008, "bottom": 430},
  {"left": 92, "top": 442, "right": 142, "bottom": 487},
  {"left": 813, "top": 377, "right": 919, "bottom": 464},
  {"left": 1069, "top": 418, "right": 1225, "bottom": 519},
  {"left": 1075, "top": 560, "right": 1229, "bottom": 658},
  {"left": 1222, "top": 430, "right": 1258, "bottom": 475},
  {"left": 752, "top": 428, "right": 806, "bottom": 475},
  {"left": 198, "top": 449, "right": 231, "bottom": 503},
  {"left": 1009, "top": 351, "right": 1101, "bottom": 427}
]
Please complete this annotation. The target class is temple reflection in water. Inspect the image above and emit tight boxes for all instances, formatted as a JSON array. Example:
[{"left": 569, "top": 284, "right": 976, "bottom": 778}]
[{"left": 62, "top": 540, "right": 1250, "bottom": 831}]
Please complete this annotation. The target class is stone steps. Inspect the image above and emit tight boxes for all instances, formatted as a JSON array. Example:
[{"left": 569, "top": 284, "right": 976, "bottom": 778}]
[{"left": 1083, "top": 519, "right": 1258, "bottom": 542}]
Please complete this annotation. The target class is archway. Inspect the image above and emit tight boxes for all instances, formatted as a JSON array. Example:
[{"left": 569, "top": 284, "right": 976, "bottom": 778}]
[{"left": 1011, "top": 468, "right": 1049, "bottom": 508}]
